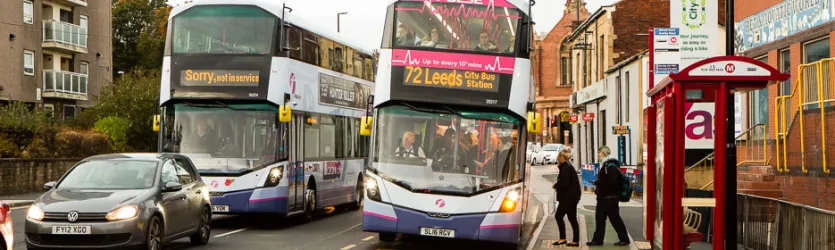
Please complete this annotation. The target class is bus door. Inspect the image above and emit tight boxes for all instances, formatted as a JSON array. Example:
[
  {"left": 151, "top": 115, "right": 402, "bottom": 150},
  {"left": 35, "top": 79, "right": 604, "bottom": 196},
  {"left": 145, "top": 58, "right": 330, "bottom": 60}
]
[{"left": 288, "top": 113, "right": 306, "bottom": 212}]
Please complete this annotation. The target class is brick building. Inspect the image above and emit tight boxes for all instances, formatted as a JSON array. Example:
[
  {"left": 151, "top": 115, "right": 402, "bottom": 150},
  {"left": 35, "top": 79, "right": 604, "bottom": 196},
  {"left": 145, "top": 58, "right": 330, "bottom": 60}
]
[
  {"left": 734, "top": 0, "right": 835, "bottom": 210},
  {"left": 0, "top": 0, "right": 112, "bottom": 119},
  {"left": 533, "top": 0, "right": 589, "bottom": 145}
]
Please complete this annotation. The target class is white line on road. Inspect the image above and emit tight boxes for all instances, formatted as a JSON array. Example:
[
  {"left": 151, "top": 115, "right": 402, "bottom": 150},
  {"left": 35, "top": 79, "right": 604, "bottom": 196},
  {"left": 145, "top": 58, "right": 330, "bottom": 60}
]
[
  {"left": 362, "top": 236, "right": 375, "bottom": 241},
  {"left": 341, "top": 244, "right": 357, "bottom": 250},
  {"left": 213, "top": 227, "right": 250, "bottom": 238},
  {"left": 11, "top": 205, "right": 31, "bottom": 210},
  {"left": 289, "top": 223, "right": 361, "bottom": 250}
]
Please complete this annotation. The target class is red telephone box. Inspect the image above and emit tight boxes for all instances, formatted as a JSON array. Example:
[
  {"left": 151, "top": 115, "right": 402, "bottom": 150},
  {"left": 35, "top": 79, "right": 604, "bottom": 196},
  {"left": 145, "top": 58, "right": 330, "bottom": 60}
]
[{"left": 644, "top": 56, "right": 788, "bottom": 250}]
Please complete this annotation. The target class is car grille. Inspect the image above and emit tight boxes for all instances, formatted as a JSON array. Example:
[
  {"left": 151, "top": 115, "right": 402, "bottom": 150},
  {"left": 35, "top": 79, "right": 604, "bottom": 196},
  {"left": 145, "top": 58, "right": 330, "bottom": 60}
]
[
  {"left": 43, "top": 212, "right": 108, "bottom": 222},
  {"left": 27, "top": 233, "right": 132, "bottom": 246},
  {"left": 426, "top": 212, "right": 451, "bottom": 218}
]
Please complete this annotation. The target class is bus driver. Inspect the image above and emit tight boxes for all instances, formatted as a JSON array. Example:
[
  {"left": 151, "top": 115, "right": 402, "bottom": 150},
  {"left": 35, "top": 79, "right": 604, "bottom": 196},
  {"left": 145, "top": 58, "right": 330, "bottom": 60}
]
[{"left": 394, "top": 131, "right": 426, "bottom": 158}]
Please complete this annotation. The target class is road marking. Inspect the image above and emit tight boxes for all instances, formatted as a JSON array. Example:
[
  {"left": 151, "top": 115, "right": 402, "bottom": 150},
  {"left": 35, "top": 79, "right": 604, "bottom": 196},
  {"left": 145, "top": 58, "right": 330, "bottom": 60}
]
[
  {"left": 289, "top": 223, "right": 361, "bottom": 250},
  {"left": 11, "top": 205, "right": 31, "bottom": 210},
  {"left": 362, "top": 236, "right": 375, "bottom": 241},
  {"left": 341, "top": 244, "right": 357, "bottom": 250},
  {"left": 213, "top": 227, "right": 250, "bottom": 238}
]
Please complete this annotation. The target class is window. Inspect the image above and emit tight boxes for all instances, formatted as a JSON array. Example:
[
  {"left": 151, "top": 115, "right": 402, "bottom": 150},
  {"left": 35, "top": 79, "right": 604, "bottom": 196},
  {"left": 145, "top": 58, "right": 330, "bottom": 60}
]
[
  {"left": 288, "top": 27, "right": 301, "bottom": 60},
  {"left": 24, "top": 50, "right": 34, "bottom": 75},
  {"left": 560, "top": 57, "right": 568, "bottom": 86},
  {"left": 319, "top": 116, "right": 336, "bottom": 158},
  {"left": 23, "top": 1, "right": 33, "bottom": 24},
  {"left": 625, "top": 71, "right": 630, "bottom": 122},
  {"left": 304, "top": 114, "right": 321, "bottom": 159},
  {"left": 172, "top": 6, "right": 276, "bottom": 54},
  {"left": 333, "top": 46, "right": 344, "bottom": 72},
  {"left": 616, "top": 76, "right": 621, "bottom": 123},
  {"left": 600, "top": 110, "right": 606, "bottom": 147},
  {"left": 393, "top": 1, "right": 520, "bottom": 55},
  {"left": 302, "top": 32, "right": 319, "bottom": 65},
  {"left": 780, "top": 49, "right": 791, "bottom": 95},
  {"left": 63, "top": 105, "right": 76, "bottom": 120},
  {"left": 174, "top": 159, "right": 196, "bottom": 185},
  {"left": 80, "top": 15, "right": 88, "bottom": 29},
  {"left": 599, "top": 35, "right": 605, "bottom": 80},
  {"left": 44, "top": 104, "right": 55, "bottom": 117},
  {"left": 803, "top": 37, "right": 830, "bottom": 63},
  {"left": 749, "top": 56, "right": 769, "bottom": 127},
  {"left": 80, "top": 62, "right": 89, "bottom": 75},
  {"left": 161, "top": 160, "right": 181, "bottom": 185}
]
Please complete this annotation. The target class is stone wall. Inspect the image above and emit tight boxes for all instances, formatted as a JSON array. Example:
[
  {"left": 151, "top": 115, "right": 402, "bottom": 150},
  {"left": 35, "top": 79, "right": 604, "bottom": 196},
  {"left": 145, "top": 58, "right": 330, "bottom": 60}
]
[{"left": 0, "top": 159, "right": 78, "bottom": 195}]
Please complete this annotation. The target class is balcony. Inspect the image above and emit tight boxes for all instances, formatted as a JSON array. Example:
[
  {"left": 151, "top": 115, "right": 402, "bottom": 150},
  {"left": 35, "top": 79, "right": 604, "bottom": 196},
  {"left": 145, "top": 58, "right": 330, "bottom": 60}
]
[
  {"left": 52, "top": 0, "right": 87, "bottom": 7},
  {"left": 43, "top": 70, "right": 88, "bottom": 101},
  {"left": 42, "top": 20, "right": 87, "bottom": 54}
]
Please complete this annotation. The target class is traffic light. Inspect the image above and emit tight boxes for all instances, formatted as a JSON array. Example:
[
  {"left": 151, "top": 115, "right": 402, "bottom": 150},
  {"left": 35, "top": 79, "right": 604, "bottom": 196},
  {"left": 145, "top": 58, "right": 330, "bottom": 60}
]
[{"left": 545, "top": 116, "right": 550, "bottom": 127}]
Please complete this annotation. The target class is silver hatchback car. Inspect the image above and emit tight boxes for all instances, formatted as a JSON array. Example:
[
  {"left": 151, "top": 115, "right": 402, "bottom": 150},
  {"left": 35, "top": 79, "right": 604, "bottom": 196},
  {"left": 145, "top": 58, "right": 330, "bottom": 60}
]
[{"left": 25, "top": 153, "right": 212, "bottom": 250}]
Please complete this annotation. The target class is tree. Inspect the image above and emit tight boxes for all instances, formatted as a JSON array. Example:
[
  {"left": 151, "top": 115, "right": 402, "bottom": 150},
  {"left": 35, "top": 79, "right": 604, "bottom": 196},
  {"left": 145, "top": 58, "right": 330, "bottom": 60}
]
[
  {"left": 81, "top": 69, "right": 161, "bottom": 151},
  {"left": 112, "top": 0, "right": 171, "bottom": 74}
]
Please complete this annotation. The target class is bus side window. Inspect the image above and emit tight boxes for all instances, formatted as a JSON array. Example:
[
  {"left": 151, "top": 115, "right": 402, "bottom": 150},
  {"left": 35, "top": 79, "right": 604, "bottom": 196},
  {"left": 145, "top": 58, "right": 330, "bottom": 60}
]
[
  {"left": 303, "top": 31, "right": 319, "bottom": 65},
  {"left": 334, "top": 46, "right": 344, "bottom": 73},
  {"left": 319, "top": 38, "right": 332, "bottom": 69}
]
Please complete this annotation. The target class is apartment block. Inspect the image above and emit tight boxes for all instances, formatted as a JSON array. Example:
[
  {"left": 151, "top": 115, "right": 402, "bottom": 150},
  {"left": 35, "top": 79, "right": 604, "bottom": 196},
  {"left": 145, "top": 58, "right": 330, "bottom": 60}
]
[{"left": 0, "top": 0, "right": 112, "bottom": 119}]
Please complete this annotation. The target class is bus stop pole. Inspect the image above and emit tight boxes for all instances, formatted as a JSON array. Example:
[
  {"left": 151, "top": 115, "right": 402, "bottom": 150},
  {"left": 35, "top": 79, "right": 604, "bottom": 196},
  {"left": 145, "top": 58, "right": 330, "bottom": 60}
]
[{"left": 725, "top": 0, "right": 738, "bottom": 249}]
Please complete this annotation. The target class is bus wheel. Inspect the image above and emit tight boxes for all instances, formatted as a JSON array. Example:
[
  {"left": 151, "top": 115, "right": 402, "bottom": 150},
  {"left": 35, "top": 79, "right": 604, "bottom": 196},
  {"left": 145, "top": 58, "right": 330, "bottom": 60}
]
[
  {"left": 379, "top": 232, "right": 397, "bottom": 242},
  {"left": 349, "top": 178, "right": 364, "bottom": 210},
  {"left": 304, "top": 188, "right": 317, "bottom": 221}
]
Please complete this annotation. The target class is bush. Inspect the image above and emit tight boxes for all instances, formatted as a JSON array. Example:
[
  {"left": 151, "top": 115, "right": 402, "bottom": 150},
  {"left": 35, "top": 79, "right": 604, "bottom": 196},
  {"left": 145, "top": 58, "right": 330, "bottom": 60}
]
[
  {"left": 53, "top": 130, "right": 112, "bottom": 158},
  {"left": 94, "top": 116, "right": 130, "bottom": 152},
  {"left": 0, "top": 101, "right": 49, "bottom": 158}
]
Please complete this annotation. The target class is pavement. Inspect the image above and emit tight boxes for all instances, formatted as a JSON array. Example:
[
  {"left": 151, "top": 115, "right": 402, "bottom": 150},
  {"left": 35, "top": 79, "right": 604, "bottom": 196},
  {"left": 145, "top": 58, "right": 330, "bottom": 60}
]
[{"left": 527, "top": 164, "right": 648, "bottom": 250}]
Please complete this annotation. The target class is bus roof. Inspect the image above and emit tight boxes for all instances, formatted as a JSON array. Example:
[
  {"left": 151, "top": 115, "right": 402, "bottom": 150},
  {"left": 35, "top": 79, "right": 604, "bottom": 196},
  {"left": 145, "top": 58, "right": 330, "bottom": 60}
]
[
  {"left": 386, "top": 0, "right": 531, "bottom": 15},
  {"left": 169, "top": 0, "right": 375, "bottom": 56}
]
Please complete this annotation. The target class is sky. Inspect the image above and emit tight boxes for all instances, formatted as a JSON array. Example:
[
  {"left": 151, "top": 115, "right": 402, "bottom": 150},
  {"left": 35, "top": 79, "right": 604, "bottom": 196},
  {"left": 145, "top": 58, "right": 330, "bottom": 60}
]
[{"left": 167, "top": 0, "right": 619, "bottom": 51}]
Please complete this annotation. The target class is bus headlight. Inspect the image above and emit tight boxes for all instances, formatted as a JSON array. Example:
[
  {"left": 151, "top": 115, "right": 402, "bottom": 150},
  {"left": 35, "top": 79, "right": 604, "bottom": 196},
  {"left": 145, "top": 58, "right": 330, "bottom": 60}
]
[
  {"left": 365, "top": 177, "right": 382, "bottom": 202},
  {"left": 499, "top": 188, "right": 521, "bottom": 213},
  {"left": 265, "top": 167, "right": 284, "bottom": 187}
]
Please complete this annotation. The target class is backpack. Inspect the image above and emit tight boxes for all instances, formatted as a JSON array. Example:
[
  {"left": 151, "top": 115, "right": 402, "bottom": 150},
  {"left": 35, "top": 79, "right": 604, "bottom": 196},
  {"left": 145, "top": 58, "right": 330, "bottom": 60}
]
[{"left": 604, "top": 160, "right": 633, "bottom": 203}]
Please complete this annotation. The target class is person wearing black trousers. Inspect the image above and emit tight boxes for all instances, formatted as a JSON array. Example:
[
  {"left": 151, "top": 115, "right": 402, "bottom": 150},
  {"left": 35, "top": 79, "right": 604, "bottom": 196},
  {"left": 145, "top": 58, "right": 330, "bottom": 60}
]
[
  {"left": 552, "top": 147, "right": 580, "bottom": 248},
  {"left": 588, "top": 146, "right": 630, "bottom": 246}
]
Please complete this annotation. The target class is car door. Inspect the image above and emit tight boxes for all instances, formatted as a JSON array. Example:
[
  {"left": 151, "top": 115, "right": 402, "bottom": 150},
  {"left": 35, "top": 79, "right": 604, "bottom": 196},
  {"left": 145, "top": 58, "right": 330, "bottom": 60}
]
[
  {"left": 159, "top": 159, "right": 189, "bottom": 235},
  {"left": 175, "top": 158, "right": 201, "bottom": 231}
]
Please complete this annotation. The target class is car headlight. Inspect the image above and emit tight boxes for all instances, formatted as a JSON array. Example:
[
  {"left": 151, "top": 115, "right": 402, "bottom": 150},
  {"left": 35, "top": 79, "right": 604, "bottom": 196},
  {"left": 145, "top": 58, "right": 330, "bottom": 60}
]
[
  {"left": 265, "top": 166, "right": 284, "bottom": 187},
  {"left": 106, "top": 205, "right": 139, "bottom": 221},
  {"left": 364, "top": 177, "right": 382, "bottom": 202},
  {"left": 27, "top": 205, "right": 44, "bottom": 221}
]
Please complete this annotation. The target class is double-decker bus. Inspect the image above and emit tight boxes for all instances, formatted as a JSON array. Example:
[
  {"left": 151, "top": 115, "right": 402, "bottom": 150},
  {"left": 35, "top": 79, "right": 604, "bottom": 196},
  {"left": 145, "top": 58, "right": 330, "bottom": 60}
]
[
  {"left": 155, "top": 0, "right": 375, "bottom": 219},
  {"left": 360, "top": 0, "right": 539, "bottom": 246}
]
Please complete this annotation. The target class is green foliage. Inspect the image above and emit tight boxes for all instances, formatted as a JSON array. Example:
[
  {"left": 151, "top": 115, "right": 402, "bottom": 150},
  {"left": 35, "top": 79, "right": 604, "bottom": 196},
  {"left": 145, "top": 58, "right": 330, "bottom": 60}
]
[
  {"left": 0, "top": 102, "right": 49, "bottom": 157},
  {"left": 112, "top": 0, "right": 171, "bottom": 74},
  {"left": 81, "top": 69, "right": 161, "bottom": 152},
  {"left": 94, "top": 116, "right": 130, "bottom": 152}
]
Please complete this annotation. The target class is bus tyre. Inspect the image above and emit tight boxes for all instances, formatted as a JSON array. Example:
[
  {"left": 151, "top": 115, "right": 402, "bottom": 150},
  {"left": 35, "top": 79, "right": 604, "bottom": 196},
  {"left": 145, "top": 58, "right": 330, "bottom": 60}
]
[
  {"left": 349, "top": 178, "right": 364, "bottom": 210},
  {"left": 304, "top": 188, "right": 317, "bottom": 221},
  {"left": 379, "top": 232, "right": 396, "bottom": 242}
]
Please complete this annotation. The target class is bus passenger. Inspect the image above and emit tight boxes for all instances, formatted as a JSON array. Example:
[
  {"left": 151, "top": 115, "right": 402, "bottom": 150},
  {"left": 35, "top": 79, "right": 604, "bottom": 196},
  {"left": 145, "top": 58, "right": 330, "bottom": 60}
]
[
  {"left": 396, "top": 24, "right": 416, "bottom": 47},
  {"left": 395, "top": 131, "right": 426, "bottom": 158},
  {"left": 504, "top": 36, "right": 516, "bottom": 53},
  {"left": 475, "top": 32, "right": 497, "bottom": 52},
  {"left": 419, "top": 27, "right": 445, "bottom": 48}
]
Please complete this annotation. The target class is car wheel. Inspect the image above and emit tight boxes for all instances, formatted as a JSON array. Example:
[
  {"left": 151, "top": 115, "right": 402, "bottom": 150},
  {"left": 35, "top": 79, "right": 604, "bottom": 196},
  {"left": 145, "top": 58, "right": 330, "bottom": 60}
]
[
  {"left": 144, "top": 216, "right": 163, "bottom": 250},
  {"left": 304, "top": 188, "right": 317, "bottom": 221},
  {"left": 348, "top": 178, "right": 364, "bottom": 210},
  {"left": 189, "top": 207, "right": 211, "bottom": 245},
  {"left": 379, "top": 232, "right": 397, "bottom": 242}
]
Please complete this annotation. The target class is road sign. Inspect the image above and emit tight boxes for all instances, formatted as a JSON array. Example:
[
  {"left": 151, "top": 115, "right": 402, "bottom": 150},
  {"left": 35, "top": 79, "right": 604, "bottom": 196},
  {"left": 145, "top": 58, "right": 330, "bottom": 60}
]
[
  {"left": 569, "top": 114, "right": 579, "bottom": 123},
  {"left": 582, "top": 113, "right": 595, "bottom": 122},
  {"left": 612, "top": 125, "right": 630, "bottom": 135}
]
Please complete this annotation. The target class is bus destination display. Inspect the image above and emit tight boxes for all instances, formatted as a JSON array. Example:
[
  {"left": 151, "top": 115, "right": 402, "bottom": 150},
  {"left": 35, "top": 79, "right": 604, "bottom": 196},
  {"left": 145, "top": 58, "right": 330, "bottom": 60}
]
[
  {"left": 402, "top": 66, "right": 499, "bottom": 93},
  {"left": 180, "top": 69, "right": 260, "bottom": 87}
]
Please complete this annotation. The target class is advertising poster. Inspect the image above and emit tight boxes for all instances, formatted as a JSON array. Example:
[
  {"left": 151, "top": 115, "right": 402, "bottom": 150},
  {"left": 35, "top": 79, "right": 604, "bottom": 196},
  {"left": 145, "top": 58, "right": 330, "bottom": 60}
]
[
  {"left": 654, "top": 100, "right": 665, "bottom": 249},
  {"left": 670, "top": 0, "right": 720, "bottom": 67},
  {"left": 319, "top": 73, "right": 371, "bottom": 110}
]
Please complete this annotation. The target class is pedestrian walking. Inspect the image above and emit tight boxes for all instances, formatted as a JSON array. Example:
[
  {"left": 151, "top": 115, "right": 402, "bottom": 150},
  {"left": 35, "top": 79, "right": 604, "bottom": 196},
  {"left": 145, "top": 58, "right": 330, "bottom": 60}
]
[
  {"left": 588, "top": 146, "right": 630, "bottom": 246},
  {"left": 552, "top": 147, "right": 580, "bottom": 248}
]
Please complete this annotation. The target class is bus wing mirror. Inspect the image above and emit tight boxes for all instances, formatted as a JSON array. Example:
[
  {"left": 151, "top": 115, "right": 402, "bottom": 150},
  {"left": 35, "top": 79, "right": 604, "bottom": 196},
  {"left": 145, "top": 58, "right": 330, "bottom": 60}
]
[
  {"left": 279, "top": 105, "right": 292, "bottom": 123},
  {"left": 153, "top": 115, "right": 160, "bottom": 132},
  {"left": 527, "top": 112, "right": 541, "bottom": 133},
  {"left": 360, "top": 116, "right": 373, "bottom": 136}
]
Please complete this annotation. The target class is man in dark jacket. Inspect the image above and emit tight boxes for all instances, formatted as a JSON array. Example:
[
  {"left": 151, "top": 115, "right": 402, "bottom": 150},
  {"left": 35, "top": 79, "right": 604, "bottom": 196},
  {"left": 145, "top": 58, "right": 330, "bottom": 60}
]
[{"left": 588, "top": 146, "right": 630, "bottom": 246}]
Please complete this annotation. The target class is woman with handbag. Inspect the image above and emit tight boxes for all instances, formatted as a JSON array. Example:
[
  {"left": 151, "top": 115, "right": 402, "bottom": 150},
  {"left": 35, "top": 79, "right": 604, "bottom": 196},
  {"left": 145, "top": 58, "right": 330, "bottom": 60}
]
[{"left": 552, "top": 147, "right": 581, "bottom": 247}]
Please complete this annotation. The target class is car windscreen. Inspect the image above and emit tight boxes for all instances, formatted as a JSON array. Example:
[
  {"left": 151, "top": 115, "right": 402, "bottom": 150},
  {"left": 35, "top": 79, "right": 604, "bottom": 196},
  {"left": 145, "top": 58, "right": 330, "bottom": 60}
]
[
  {"left": 58, "top": 160, "right": 159, "bottom": 189},
  {"left": 542, "top": 145, "right": 561, "bottom": 151}
]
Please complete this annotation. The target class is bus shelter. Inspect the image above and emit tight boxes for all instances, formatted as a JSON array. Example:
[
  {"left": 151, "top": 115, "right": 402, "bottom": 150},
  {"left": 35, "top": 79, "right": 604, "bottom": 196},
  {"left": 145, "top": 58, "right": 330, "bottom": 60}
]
[{"left": 645, "top": 56, "right": 789, "bottom": 250}]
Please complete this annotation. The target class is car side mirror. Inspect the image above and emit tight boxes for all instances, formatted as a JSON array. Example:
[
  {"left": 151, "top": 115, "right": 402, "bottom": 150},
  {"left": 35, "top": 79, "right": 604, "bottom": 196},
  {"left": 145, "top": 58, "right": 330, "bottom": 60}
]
[
  {"left": 162, "top": 182, "right": 183, "bottom": 192},
  {"left": 43, "top": 181, "right": 57, "bottom": 190}
]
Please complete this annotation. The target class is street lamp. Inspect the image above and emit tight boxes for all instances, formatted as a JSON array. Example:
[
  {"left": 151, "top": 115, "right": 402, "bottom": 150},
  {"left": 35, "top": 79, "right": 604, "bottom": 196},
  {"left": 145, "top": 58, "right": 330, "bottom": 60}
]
[{"left": 337, "top": 12, "right": 348, "bottom": 33}]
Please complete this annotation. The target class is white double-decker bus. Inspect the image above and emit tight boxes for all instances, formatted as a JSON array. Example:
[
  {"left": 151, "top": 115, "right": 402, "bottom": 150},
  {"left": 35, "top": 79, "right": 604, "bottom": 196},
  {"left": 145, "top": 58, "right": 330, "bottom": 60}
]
[
  {"left": 156, "top": 0, "right": 374, "bottom": 219},
  {"left": 360, "top": 0, "right": 539, "bottom": 246}
]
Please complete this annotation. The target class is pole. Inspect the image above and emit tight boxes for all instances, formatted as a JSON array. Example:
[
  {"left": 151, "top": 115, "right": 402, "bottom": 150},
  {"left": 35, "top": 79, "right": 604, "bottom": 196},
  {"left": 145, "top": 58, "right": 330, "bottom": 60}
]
[
  {"left": 725, "top": 0, "right": 738, "bottom": 249},
  {"left": 337, "top": 15, "right": 341, "bottom": 33}
]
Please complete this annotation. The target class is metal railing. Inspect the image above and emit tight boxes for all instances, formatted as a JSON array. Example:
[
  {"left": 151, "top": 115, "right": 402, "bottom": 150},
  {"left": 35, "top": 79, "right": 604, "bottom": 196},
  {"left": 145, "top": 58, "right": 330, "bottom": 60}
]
[
  {"left": 43, "top": 19, "right": 87, "bottom": 48},
  {"left": 738, "top": 193, "right": 835, "bottom": 250},
  {"left": 736, "top": 123, "right": 769, "bottom": 166},
  {"left": 43, "top": 70, "right": 88, "bottom": 96},
  {"left": 684, "top": 153, "right": 714, "bottom": 190},
  {"left": 775, "top": 58, "right": 835, "bottom": 174}
]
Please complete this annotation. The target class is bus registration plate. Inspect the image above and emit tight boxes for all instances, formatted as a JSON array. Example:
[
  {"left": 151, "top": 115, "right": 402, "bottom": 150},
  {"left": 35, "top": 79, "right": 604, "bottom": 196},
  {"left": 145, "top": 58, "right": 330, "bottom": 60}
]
[
  {"left": 211, "top": 205, "right": 229, "bottom": 212},
  {"left": 420, "top": 227, "right": 455, "bottom": 238}
]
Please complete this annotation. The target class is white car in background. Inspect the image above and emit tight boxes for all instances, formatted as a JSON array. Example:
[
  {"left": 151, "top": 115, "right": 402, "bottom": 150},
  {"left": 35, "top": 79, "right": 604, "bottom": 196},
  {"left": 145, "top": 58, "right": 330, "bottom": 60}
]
[
  {"left": 526, "top": 143, "right": 541, "bottom": 162},
  {"left": 531, "top": 144, "right": 564, "bottom": 165}
]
